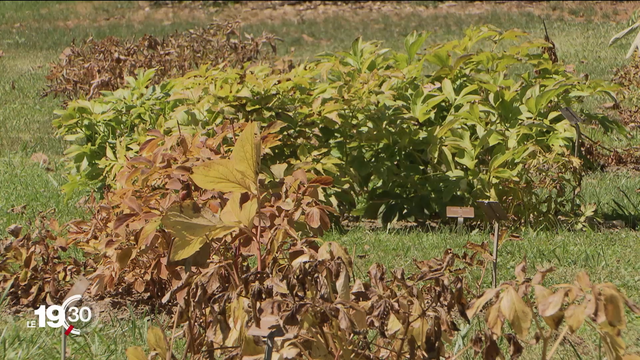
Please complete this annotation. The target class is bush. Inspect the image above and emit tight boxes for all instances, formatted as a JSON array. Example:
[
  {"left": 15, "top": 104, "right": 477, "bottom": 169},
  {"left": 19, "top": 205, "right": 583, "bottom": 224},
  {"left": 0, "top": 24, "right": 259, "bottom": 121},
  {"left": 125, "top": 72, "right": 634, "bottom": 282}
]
[
  {"left": 54, "top": 25, "right": 622, "bottom": 225},
  {"left": 3, "top": 124, "right": 639, "bottom": 359},
  {"left": 611, "top": 56, "right": 640, "bottom": 126},
  {"left": 43, "top": 20, "right": 279, "bottom": 100}
]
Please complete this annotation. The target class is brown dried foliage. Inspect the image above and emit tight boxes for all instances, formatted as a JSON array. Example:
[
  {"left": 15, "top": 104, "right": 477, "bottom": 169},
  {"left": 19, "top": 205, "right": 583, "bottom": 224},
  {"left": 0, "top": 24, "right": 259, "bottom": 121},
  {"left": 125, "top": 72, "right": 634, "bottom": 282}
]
[
  {"left": 43, "top": 21, "right": 279, "bottom": 100},
  {"left": 582, "top": 141, "right": 640, "bottom": 171},
  {"left": 1, "top": 124, "right": 639, "bottom": 359},
  {"left": 0, "top": 216, "right": 96, "bottom": 308},
  {"left": 612, "top": 55, "right": 640, "bottom": 126}
]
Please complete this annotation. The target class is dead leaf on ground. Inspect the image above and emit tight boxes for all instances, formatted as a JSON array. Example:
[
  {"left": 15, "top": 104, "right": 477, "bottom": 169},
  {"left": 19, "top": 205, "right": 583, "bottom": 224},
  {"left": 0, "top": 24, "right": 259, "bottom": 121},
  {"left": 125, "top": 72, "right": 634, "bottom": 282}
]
[
  {"left": 30, "top": 152, "right": 49, "bottom": 166},
  {"left": 7, "top": 204, "right": 27, "bottom": 214},
  {"left": 6, "top": 224, "right": 22, "bottom": 238}
]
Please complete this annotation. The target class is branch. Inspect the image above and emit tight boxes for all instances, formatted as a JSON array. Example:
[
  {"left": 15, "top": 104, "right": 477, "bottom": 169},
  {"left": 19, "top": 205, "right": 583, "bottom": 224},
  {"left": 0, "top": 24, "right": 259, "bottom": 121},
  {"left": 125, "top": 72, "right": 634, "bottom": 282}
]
[{"left": 547, "top": 326, "right": 569, "bottom": 360}]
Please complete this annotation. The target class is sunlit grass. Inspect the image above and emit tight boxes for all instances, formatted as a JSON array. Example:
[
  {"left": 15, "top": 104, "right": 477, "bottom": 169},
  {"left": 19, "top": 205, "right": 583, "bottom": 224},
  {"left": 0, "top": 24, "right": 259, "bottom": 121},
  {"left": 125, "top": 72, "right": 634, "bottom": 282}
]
[{"left": 1, "top": 1, "right": 640, "bottom": 359}]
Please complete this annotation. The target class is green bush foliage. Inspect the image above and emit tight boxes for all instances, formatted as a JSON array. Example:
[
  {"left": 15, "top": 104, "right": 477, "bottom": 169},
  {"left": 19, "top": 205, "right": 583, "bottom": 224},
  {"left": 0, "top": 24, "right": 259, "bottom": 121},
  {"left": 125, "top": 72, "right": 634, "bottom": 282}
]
[{"left": 54, "top": 25, "right": 622, "bottom": 224}]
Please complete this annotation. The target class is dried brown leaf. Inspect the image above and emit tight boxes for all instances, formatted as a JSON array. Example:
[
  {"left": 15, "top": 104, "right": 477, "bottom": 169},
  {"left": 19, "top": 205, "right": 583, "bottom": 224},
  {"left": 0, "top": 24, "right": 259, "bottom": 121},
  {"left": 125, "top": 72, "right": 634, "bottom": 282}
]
[
  {"left": 467, "top": 288, "right": 500, "bottom": 319},
  {"left": 6, "top": 224, "right": 22, "bottom": 239},
  {"left": 538, "top": 288, "right": 567, "bottom": 317},
  {"left": 565, "top": 303, "right": 586, "bottom": 333},
  {"left": 500, "top": 285, "right": 532, "bottom": 339}
]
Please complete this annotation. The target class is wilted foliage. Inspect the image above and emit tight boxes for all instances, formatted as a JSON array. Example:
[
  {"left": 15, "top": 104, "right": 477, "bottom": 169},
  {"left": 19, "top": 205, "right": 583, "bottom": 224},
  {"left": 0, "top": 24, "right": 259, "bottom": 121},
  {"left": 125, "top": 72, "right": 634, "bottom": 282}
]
[
  {"left": 0, "top": 215, "right": 96, "bottom": 308},
  {"left": 611, "top": 56, "right": 640, "bottom": 127},
  {"left": 1, "top": 123, "right": 639, "bottom": 359},
  {"left": 54, "top": 26, "right": 621, "bottom": 225},
  {"left": 43, "top": 20, "right": 279, "bottom": 100}
]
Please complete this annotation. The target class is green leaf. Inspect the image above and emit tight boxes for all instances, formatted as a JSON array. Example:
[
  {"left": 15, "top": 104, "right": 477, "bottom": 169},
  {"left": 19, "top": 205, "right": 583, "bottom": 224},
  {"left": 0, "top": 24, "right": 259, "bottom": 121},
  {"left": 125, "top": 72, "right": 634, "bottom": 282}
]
[
  {"left": 442, "top": 78, "right": 455, "bottom": 103},
  {"left": 404, "top": 31, "right": 429, "bottom": 63}
]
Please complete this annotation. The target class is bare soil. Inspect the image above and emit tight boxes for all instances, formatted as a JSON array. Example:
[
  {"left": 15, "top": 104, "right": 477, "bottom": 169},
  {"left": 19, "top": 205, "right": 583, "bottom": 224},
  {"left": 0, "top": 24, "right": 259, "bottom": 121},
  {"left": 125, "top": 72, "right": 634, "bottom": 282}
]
[{"left": 5, "top": 1, "right": 638, "bottom": 32}]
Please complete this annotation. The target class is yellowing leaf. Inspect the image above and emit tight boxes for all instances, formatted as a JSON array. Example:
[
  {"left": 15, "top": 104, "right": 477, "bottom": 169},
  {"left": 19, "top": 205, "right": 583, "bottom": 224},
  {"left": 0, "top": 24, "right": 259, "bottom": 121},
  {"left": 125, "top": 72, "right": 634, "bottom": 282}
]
[
  {"left": 241, "top": 333, "right": 264, "bottom": 356},
  {"left": 226, "top": 296, "right": 249, "bottom": 347},
  {"left": 115, "top": 247, "right": 133, "bottom": 271},
  {"left": 190, "top": 122, "right": 260, "bottom": 194},
  {"left": 601, "top": 329, "right": 626, "bottom": 360},
  {"left": 232, "top": 122, "right": 261, "bottom": 180},
  {"left": 191, "top": 159, "right": 256, "bottom": 194},
  {"left": 386, "top": 312, "right": 402, "bottom": 336},
  {"left": 221, "top": 193, "right": 257, "bottom": 228},
  {"left": 239, "top": 197, "right": 257, "bottom": 229},
  {"left": 125, "top": 346, "right": 147, "bottom": 360},
  {"left": 162, "top": 201, "right": 236, "bottom": 261},
  {"left": 270, "top": 163, "right": 288, "bottom": 179},
  {"left": 575, "top": 271, "right": 592, "bottom": 289},
  {"left": 500, "top": 285, "right": 532, "bottom": 339},
  {"left": 534, "top": 284, "right": 564, "bottom": 331},
  {"left": 147, "top": 325, "right": 168, "bottom": 359},
  {"left": 543, "top": 310, "right": 564, "bottom": 331}
]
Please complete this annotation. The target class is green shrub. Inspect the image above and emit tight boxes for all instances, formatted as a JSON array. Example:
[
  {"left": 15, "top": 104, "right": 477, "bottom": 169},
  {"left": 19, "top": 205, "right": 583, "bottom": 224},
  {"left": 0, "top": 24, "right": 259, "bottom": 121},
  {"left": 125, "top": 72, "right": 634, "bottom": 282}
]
[{"left": 54, "top": 25, "right": 622, "bottom": 225}]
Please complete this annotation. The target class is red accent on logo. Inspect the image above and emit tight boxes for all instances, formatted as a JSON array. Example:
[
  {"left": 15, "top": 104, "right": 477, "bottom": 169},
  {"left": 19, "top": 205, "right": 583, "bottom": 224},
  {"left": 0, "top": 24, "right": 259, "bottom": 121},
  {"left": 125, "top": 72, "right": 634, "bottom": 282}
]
[{"left": 65, "top": 325, "right": 74, "bottom": 336}]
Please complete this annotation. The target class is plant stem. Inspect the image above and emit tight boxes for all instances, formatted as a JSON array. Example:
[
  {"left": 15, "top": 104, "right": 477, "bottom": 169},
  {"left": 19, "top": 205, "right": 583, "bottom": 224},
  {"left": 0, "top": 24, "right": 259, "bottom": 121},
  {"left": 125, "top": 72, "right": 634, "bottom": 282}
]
[
  {"left": 451, "top": 344, "right": 471, "bottom": 360},
  {"left": 256, "top": 178, "right": 263, "bottom": 272},
  {"left": 533, "top": 315, "right": 549, "bottom": 360},
  {"left": 168, "top": 305, "right": 180, "bottom": 360},
  {"left": 547, "top": 326, "right": 569, "bottom": 360}
]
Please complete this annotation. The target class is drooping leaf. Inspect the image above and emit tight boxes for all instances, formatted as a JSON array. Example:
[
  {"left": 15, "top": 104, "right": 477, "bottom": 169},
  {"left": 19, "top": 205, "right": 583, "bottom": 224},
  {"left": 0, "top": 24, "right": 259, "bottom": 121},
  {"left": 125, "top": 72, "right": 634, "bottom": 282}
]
[
  {"left": 500, "top": 285, "right": 532, "bottom": 339},
  {"left": 565, "top": 303, "right": 586, "bottom": 333},
  {"left": 538, "top": 288, "right": 567, "bottom": 317},
  {"left": 504, "top": 333, "right": 524, "bottom": 360},
  {"left": 336, "top": 263, "right": 350, "bottom": 302},
  {"left": 609, "top": 22, "right": 640, "bottom": 46},
  {"left": 601, "top": 286, "right": 626, "bottom": 329},
  {"left": 625, "top": 27, "right": 640, "bottom": 59},
  {"left": 467, "top": 288, "right": 500, "bottom": 319},
  {"left": 485, "top": 301, "right": 503, "bottom": 336},
  {"left": 318, "top": 241, "right": 353, "bottom": 273},
  {"left": 221, "top": 192, "right": 257, "bottom": 229}
]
